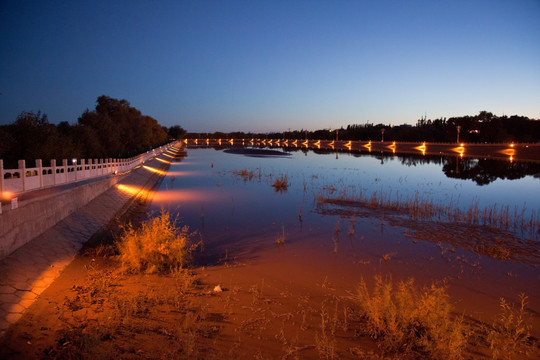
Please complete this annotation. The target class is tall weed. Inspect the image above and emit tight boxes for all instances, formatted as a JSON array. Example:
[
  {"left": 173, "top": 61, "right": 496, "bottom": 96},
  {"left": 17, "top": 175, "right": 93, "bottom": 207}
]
[
  {"left": 355, "top": 275, "right": 466, "bottom": 359},
  {"left": 487, "top": 294, "right": 533, "bottom": 359},
  {"left": 117, "top": 210, "right": 195, "bottom": 274}
]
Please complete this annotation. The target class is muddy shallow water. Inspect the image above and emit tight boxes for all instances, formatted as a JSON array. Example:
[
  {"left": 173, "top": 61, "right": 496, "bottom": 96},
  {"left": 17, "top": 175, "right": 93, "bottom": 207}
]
[{"left": 149, "top": 146, "right": 540, "bottom": 334}]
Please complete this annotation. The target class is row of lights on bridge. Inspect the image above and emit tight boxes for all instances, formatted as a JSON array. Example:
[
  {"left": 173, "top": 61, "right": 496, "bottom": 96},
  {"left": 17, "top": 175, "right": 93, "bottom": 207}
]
[{"left": 180, "top": 139, "right": 517, "bottom": 161}]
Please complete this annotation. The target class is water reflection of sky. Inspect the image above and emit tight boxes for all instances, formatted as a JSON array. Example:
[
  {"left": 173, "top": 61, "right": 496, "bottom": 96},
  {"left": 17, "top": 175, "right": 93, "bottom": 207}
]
[{"left": 151, "top": 148, "right": 540, "bottom": 234}]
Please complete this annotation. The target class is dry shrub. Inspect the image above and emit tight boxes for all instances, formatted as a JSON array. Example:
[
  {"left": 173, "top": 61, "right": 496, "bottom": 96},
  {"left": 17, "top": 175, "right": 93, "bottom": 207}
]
[
  {"left": 487, "top": 293, "right": 533, "bottom": 359},
  {"left": 272, "top": 174, "right": 289, "bottom": 192},
  {"left": 117, "top": 210, "right": 195, "bottom": 274},
  {"left": 233, "top": 168, "right": 255, "bottom": 182},
  {"left": 355, "top": 275, "right": 466, "bottom": 359}
]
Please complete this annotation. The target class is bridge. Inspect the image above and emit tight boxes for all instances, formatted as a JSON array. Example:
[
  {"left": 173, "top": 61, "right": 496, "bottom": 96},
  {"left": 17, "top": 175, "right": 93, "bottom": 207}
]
[{"left": 180, "top": 138, "right": 540, "bottom": 163}]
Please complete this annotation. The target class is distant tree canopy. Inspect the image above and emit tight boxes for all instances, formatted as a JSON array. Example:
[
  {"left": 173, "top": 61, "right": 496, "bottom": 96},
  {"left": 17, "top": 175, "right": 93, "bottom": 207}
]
[
  {"left": 186, "top": 111, "right": 540, "bottom": 144},
  {"left": 167, "top": 125, "right": 187, "bottom": 140},
  {"left": 77, "top": 95, "right": 170, "bottom": 158},
  {"left": 0, "top": 95, "right": 180, "bottom": 168}
]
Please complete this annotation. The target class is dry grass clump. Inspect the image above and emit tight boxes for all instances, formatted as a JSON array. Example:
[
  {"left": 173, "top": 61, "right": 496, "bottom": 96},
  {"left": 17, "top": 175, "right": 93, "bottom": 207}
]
[
  {"left": 233, "top": 168, "right": 255, "bottom": 182},
  {"left": 487, "top": 293, "right": 533, "bottom": 359},
  {"left": 355, "top": 275, "right": 466, "bottom": 359},
  {"left": 117, "top": 210, "right": 196, "bottom": 274},
  {"left": 276, "top": 224, "right": 286, "bottom": 245},
  {"left": 272, "top": 174, "right": 289, "bottom": 192}
]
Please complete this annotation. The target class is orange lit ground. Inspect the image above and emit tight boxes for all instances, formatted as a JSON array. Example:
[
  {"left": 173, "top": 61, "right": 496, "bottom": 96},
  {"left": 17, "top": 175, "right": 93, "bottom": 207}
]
[
  {"left": 0, "top": 203, "right": 380, "bottom": 359},
  {"left": 1, "top": 194, "right": 539, "bottom": 359}
]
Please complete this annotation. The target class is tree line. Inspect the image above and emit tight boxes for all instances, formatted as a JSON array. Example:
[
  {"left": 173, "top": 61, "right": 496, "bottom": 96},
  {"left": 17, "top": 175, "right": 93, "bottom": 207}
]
[
  {"left": 0, "top": 96, "right": 186, "bottom": 168},
  {"left": 187, "top": 111, "right": 540, "bottom": 143}
]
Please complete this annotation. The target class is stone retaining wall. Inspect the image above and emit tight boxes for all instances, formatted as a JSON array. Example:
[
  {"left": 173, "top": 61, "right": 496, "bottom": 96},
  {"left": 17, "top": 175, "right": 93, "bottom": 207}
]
[{"left": 0, "top": 176, "right": 121, "bottom": 260}]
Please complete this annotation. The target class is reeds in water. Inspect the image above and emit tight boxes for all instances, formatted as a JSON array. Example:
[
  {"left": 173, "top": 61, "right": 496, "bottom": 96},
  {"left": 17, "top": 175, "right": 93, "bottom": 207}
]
[
  {"left": 272, "top": 174, "right": 289, "bottom": 192},
  {"left": 316, "top": 187, "right": 539, "bottom": 239}
]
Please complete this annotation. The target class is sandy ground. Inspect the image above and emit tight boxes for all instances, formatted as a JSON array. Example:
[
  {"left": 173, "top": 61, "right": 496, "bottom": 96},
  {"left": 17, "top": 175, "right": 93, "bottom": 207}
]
[{"left": 0, "top": 198, "right": 383, "bottom": 359}]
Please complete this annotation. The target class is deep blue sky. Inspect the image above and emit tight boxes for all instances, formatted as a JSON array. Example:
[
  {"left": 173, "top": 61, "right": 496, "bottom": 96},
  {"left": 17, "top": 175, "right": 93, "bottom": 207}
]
[{"left": 1, "top": 1, "right": 539, "bottom": 132}]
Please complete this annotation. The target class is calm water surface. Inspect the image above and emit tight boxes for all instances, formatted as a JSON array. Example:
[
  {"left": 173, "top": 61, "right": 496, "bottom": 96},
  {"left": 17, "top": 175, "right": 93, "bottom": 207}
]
[
  {"left": 149, "top": 146, "right": 540, "bottom": 329},
  {"left": 152, "top": 147, "right": 540, "bottom": 229}
]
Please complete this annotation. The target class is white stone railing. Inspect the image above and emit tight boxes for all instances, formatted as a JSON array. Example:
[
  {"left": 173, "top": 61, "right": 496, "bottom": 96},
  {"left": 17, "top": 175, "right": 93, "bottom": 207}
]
[{"left": 0, "top": 141, "right": 176, "bottom": 197}]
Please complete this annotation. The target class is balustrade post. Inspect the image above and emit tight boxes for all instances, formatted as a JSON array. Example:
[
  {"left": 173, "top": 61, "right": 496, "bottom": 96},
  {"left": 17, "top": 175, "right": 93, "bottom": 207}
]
[
  {"left": 62, "top": 159, "right": 68, "bottom": 183},
  {"left": 81, "top": 159, "right": 86, "bottom": 179},
  {"left": 36, "top": 159, "right": 43, "bottom": 188},
  {"left": 51, "top": 159, "right": 57, "bottom": 185},
  {"left": 0, "top": 159, "right": 4, "bottom": 195},
  {"left": 73, "top": 159, "right": 78, "bottom": 182},
  {"left": 18, "top": 160, "right": 26, "bottom": 192},
  {"left": 94, "top": 159, "right": 98, "bottom": 177},
  {"left": 100, "top": 159, "right": 104, "bottom": 176}
]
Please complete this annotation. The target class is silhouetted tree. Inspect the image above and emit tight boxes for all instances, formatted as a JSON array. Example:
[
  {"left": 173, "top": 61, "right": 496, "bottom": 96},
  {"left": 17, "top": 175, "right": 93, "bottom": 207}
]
[
  {"left": 78, "top": 95, "right": 169, "bottom": 158},
  {"left": 1, "top": 96, "right": 173, "bottom": 167}
]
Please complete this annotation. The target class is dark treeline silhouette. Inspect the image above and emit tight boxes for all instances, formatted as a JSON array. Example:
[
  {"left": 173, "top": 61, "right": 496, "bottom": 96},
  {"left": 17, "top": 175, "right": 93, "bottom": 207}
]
[
  {"left": 0, "top": 96, "right": 185, "bottom": 168},
  {"left": 442, "top": 157, "right": 540, "bottom": 186},
  {"left": 187, "top": 111, "right": 540, "bottom": 143}
]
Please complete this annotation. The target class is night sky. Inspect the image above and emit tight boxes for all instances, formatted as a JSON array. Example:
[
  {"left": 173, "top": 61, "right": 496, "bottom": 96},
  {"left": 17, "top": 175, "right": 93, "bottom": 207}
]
[{"left": 1, "top": 0, "right": 539, "bottom": 132}]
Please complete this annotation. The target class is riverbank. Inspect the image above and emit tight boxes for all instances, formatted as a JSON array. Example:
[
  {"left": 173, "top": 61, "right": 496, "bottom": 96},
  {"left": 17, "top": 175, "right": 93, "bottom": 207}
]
[
  {"left": 1, "top": 144, "right": 539, "bottom": 359},
  {"left": 0, "top": 146, "right": 180, "bottom": 338},
  {"left": 1, "top": 203, "right": 538, "bottom": 358}
]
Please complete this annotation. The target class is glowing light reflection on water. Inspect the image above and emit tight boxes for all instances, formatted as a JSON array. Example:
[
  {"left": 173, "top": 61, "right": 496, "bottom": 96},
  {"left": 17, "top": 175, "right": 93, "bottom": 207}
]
[{"left": 150, "top": 148, "right": 540, "bottom": 239}]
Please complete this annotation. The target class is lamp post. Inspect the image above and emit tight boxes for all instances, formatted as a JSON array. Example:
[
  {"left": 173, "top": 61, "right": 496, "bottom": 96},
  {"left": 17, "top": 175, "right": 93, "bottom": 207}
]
[
  {"left": 381, "top": 128, "right": 385, "bottom": 142},
  {"left": 72, "top": 159, "right": 77, "bottom": 181},
  {"left": 456, "top": 125, "right": 461, "bottom": 144}
]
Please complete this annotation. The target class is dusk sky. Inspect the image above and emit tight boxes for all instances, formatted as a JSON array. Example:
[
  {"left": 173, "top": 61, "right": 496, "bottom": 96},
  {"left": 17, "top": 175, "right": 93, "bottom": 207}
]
[{"left": 1, "top": 0, "right": 539, "bottom": 133}]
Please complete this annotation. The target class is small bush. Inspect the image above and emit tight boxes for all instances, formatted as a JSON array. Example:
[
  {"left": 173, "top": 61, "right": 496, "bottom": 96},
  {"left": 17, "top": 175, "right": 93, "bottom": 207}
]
[
  {"left": 272, "top": 174, "right": 289, "bottom": 192},
  {"left": 233, "top": 168, "right": 254, "bottom": 182},
  {"left": 117, "top": 210, "right": 194, "bottom": 274},
  {"left": 355, "top": 275, "right": 466, "bottom": 359},
  {"left": 487, "top": 293, "right": 532, "bottom": 359}
]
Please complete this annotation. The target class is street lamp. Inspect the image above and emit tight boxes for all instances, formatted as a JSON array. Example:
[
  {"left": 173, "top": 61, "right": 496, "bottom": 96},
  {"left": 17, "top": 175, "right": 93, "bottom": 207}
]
[
  {"left": 381, "top": 128, "right": 385, "bottom": 142},
  {"left": 456, "top": 125, "right": 461, "bottom": 144}
]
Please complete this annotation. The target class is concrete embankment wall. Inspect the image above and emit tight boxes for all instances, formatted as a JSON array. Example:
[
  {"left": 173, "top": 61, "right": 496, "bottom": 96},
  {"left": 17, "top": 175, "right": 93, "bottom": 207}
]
[
  {"left": 0, "top": 150, "right": 174, "bottom": 261},
  {"left": 0, "top": 176, "right": 120, "bottom": 260}
]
